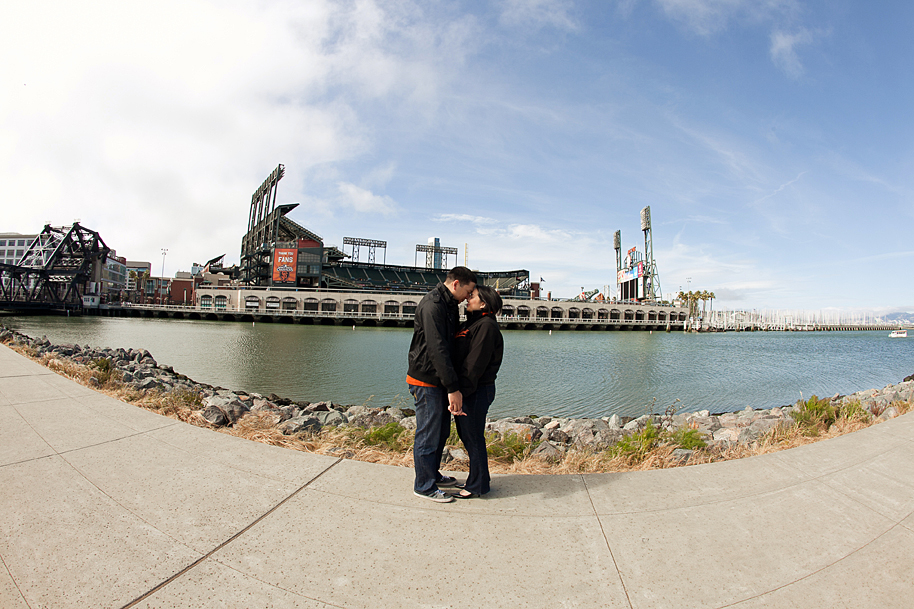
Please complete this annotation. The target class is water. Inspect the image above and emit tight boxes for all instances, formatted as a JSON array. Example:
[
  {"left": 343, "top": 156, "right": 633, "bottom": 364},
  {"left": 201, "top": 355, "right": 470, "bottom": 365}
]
[{"left": 4, "top": 315, "right": 913, "bottom": 419}]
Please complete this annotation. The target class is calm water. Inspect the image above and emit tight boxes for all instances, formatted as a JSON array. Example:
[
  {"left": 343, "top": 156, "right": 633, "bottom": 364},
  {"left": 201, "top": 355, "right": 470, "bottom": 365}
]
[{"left": 4, "top": 315, "right": 913, "bottom": 419}]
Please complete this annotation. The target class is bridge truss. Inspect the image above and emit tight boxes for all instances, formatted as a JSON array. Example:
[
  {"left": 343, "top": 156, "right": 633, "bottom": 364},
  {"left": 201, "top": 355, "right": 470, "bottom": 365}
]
[{"left": 0, "top": 223, "right": 110, "bottom": 312}]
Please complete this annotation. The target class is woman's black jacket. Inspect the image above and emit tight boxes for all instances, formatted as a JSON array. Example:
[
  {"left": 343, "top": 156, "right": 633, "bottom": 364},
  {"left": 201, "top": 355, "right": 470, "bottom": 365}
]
[{"left": 455, "top": 311, "right": 504, "bottom": 396}]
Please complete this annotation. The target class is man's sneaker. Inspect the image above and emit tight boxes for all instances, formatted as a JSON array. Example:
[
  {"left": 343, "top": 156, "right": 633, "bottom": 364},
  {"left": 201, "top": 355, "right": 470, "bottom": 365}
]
[
  {"left": 437, "top": 476, "right": 458, "bottom": 487},
  {"left": 414, "top": 489, "right": 454, "bottom": 503}
]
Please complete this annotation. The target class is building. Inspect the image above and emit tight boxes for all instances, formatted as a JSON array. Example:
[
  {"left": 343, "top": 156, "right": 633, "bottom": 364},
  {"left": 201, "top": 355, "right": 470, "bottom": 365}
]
[
  {"left": 0, "top": 233, "right": 39, "bottom": 266},
  {"left": 101, "top": 251, "right": 127, "bottom": 302}
]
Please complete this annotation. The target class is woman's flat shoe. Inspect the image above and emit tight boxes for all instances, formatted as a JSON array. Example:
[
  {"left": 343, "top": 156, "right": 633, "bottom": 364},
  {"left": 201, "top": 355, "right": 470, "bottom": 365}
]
[{"left": 454, "top": 490, "right": 479, "bottom": 499}]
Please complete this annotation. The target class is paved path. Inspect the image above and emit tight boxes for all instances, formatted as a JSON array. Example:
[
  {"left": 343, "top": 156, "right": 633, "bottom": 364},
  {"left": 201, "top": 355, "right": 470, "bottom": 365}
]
[{"left": 2, "top": 343, "right": 914, "bottom": 608}]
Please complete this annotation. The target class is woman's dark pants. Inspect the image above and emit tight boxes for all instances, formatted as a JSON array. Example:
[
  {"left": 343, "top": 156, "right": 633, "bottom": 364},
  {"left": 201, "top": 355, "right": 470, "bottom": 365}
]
[{"left": 455, "top": 384, "right": 495, "bottom": 495}]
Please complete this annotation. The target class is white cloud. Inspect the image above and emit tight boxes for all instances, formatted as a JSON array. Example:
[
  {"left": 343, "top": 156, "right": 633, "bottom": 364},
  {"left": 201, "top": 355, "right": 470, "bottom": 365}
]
[
  {"left": 0, "top": 0, "right": 479, "bottom": 273},
  {"left": 499, "top": 0, "right": 578, "bottom": 31},
  {"left": 336, "top": 183, "right": 398, "bottom": 215},
  {"left": 770, "top": 29, "right": 813, "bottom": 78},
  {"left": 653, "top": 0, "right": 801, "bottom": 36},
  {"left": 434, "top": 214, "right": 498, "bottom": 225}
]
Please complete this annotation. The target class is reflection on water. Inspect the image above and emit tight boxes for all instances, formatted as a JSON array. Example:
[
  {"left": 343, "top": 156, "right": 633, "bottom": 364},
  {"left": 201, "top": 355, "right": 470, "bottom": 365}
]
[{"left": 5, "top": 316, "right": 913, "bottom": 419}]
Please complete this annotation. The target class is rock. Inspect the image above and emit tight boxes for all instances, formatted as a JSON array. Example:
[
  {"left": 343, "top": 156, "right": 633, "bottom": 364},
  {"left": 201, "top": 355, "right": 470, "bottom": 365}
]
[
  {"left": 623, "top": 415, "right": 652, "bottom": 432},
  {"left": 491, "top": 421, "right": 541, "bottom": 442},
  {"left": 876, "top": 407, "right": 900, "bottom": 423},
  {"left": 250, "top": 397, "right": 277, "bottom": 412},
  {"left": 326, "top": 447, "right": 355, "bottom": 459},
  {"left": 202, "top": 405, "right": 229, "bottom": 426},
  {"left": 448, "top": 447, "right": 469, "bottom": 462},
  {"left": 606, "top": 414, "right": 623, "bottom": 429},
  {"left": 136, "top": 377, "right": 164, "bottom": 391},
  {"left": 670, "top": 448, "right": 693, "bottom": 464},
  {"left": 383, "top": 407, "right": 404, "bottom": 422},
  {"left": 203, "top": 395, "right": 249, "bottom": 424},
  {"left": 712, "top": 428, "right": 740, "bottom": 443},
  {"left": 400, "top": 416, "right": 417, "bottom": 430},
  {"left": 688, "top": 416, "right": 721, "bottom": 434},
  {"left": 278, "top": 415, "right": 322, "bottom": 435},
  {"left": 313, "top": 410, "right": 348, "bottom": 427},
  {"left": 345, "top": 405, "right": 372, "bottom": 419},
  {"left": 305, "top": 400, "right": 332, "bottom": 412},
  {"left": 349, "top": 411, "right": 398, "bottom": 428},
  {"left": 531, "top": 441, "right": 564, "bottom": 462},
  {"left": 542, "top": 429, "right": 570, "bottom": 444},
  {"left": 544, "top": 420, "right": 561, "bottom": 430}
]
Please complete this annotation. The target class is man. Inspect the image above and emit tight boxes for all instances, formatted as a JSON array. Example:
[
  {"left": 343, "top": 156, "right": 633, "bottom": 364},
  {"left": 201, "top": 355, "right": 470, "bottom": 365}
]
[{"left": 407, "top": 266, "right": 477, "bottom": 502}]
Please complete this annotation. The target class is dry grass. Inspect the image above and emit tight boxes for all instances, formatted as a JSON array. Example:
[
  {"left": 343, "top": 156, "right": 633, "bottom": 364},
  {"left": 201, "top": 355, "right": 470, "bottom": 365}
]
[{"left": 5, "top": 337, "right": 912, "bottom": 475}]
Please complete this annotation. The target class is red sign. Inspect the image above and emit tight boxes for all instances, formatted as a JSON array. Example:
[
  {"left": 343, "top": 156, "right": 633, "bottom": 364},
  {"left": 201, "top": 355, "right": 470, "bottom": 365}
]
[{"left": 272, "top": 249, "right": 297, "bottom": 283}]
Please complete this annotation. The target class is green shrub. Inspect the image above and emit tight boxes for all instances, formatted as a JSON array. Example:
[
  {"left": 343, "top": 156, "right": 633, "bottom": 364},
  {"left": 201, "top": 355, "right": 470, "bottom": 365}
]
[
  {"left": 612, "top": 421, "right": 662, "bottom": 460},
  {"left": 791, "top": 395, "right": 838, "bottom": 435},
  {"left": 362, "top": 422, "right": 411, "bottom": 451},
  {"left": 839, "top": 400, "right": 871, "bottom": 422},
  {"left": 669, "top": 427, "right": 707, "bottom": 450},
  {"left": 486, "top": 431, "right": 538, "bottom": 461},
  {"left": 88, "top": 358, "right": 118, "bottom": 386}
]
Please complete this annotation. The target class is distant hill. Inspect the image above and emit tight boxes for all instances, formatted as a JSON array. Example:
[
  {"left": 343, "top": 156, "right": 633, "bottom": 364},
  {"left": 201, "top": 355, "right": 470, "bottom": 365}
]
[{"left": 881, "top": 312, "right": 914, "bottom": 324}]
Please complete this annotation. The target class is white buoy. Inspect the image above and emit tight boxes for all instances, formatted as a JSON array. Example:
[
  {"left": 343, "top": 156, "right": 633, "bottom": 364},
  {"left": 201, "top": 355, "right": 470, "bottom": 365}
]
[
  {"left": 352, "top": 325, "right": 356, "bottom": 330},
  {"left": 549, "top": 329, "right": 552, "bottom": 335}
]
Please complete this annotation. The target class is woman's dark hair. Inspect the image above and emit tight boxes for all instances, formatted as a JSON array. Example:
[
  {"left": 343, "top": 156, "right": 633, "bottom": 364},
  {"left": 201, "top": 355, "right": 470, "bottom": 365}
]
[{"left": 475, "top": 284, "right": 502, "bottom": 315}]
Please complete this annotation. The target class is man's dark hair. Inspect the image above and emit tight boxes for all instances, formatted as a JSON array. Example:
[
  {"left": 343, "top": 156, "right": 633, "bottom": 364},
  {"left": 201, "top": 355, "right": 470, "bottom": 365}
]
[
  {"left": 446, "top": 266, "right": 477, "bottom": 286},
  {"left": 476, "top": 285, "right": 503, "bottom": 315}
]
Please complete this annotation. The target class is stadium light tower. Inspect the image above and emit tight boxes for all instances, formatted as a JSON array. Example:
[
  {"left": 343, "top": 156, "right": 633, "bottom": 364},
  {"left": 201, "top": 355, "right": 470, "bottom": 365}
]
[{"left": 641, "top": 206, "right": 662, "bottom": 301}]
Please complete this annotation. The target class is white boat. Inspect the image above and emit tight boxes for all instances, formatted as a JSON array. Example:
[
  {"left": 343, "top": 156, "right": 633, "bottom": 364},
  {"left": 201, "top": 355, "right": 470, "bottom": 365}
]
[{"left": 889, "top": 329, "right": 907, "bottom": 338}]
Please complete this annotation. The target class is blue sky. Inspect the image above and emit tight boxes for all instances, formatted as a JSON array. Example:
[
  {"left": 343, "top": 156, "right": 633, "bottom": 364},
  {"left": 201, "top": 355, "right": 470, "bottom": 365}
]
[{"left": 1, "top": 0, "right": 911, "bottom": 312}]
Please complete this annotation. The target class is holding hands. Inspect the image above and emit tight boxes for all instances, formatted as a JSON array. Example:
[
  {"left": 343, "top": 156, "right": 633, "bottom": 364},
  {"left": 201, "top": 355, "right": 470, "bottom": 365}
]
[{"left": 448, "top": 391, "right": 466, "bottom": 416}]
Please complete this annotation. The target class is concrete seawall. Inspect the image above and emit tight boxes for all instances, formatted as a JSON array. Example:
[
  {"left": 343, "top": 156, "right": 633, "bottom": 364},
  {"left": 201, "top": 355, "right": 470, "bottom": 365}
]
[{"left": 3, "top": 343, "right": 914, "bottom": 608}]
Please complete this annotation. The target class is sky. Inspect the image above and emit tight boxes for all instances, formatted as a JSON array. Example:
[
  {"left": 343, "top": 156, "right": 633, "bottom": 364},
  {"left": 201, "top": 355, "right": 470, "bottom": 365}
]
[{"left": 1, "top": 0, "right": 912, "bottom": 313}]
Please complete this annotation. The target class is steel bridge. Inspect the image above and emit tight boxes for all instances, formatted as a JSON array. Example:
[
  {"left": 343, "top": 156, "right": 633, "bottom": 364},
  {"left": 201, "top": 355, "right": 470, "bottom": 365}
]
[{"left": 0, "top": 224, "right": 109, "bottom": 313}]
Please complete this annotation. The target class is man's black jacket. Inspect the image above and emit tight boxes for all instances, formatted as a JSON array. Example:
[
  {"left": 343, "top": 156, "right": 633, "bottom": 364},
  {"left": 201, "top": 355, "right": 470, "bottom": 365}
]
[{"left": 407, "top": 283, "right": 460, "bottom": 393}]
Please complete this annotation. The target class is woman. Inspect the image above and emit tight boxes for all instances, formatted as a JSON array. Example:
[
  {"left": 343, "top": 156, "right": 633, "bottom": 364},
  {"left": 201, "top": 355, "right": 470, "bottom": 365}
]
[{"left": 452, "top": 284, "right": 504, "bottom": 499}]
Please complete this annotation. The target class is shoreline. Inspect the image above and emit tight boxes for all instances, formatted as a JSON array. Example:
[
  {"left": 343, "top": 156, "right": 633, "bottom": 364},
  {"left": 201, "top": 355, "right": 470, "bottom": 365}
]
[{"left": 3, "top": 324, "right": 913, "bottom": 473}]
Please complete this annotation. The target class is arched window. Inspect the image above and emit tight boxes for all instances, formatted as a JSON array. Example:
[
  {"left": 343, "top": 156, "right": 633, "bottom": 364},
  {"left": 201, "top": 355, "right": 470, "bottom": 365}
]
[
  {"left": 568, "top": 307, "right": 580, "bottom": 319},
  {"left": 384, "top": 300, "right": 400, "bottom": 314},
  {"left": 302, "top": 298, "right": 319, "bottom": 311},
  {"left": 502, "top": 305, "right": 516, "bottom": 317},
  {"left": 282, "top": 297, "right": 298, "bottom": 310},
  {"left": 244, "top": 296, "right": 260, "bottom": 310},
  {"left": 551, "top": 307, "right": 564, "bottom": 319},
  {"left": 266, "top": 296, "right": 281, "bottom": 309},
  {"left": 214, "top": 295, "right": 228, "bottom": 310},
  {"left": 320, "top": 298, "right": 337, "bottom": 312},
  {"left": 402, "top": 301, "right": 418, "bottom": 315},
  {"left": 361, "top": 300, "right": 377, "bottom": 314},
  {"left": 343, "top": 299, "right": 359, "bottom": 313},
  {"left": 199, "top": 295, "right": 213, "bottom": 309},
  {"left": 582, "top": 308, "right": 594, "bottom": 320},
  {"left": 517, "top": 305, "right": 531, "bottom": 318},
  {"left": 536, "top": 306, "right": 549, "bottom": 319}
]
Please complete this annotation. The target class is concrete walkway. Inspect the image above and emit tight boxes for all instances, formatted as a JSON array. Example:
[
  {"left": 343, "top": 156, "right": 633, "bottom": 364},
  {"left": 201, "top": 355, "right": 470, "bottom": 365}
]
[{"left": 2, "top": 343, "right": 913, "bottom": 609}]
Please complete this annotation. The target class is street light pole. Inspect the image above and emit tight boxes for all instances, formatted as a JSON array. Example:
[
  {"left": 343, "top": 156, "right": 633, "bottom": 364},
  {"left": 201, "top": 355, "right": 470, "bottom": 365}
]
[{"left": 160, "top": 248, "right": 168, "bottom": 305}]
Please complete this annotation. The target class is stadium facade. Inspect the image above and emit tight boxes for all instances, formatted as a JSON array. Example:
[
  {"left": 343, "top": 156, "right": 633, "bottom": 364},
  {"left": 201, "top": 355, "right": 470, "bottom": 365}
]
[{"left": 236, "top": 164, "right": 531, "bottom": 298}]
